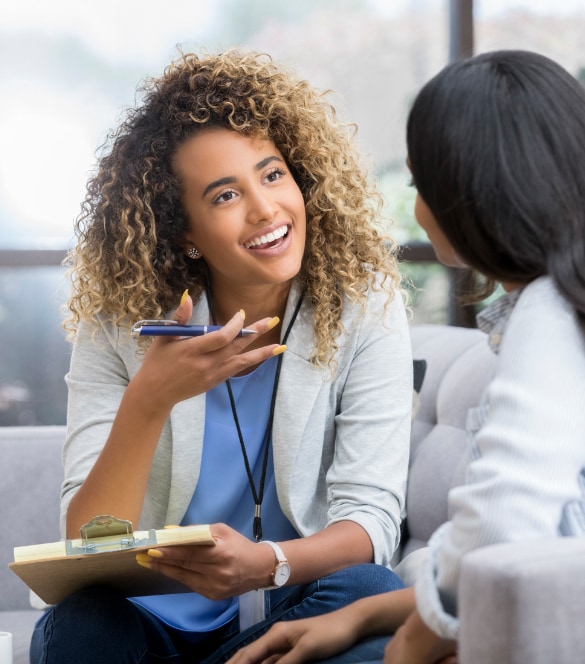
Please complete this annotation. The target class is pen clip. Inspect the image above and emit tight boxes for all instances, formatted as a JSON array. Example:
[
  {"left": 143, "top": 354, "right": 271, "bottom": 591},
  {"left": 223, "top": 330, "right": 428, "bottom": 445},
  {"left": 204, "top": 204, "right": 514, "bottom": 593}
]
[{"left": 131, "top": 319, "right": 178, "bottom": 337}]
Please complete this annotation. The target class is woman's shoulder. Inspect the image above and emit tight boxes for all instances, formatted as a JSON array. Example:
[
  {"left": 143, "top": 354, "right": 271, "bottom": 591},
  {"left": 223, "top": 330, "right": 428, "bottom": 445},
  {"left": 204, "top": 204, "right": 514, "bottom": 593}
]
[
  {"left": 70, "top": 313, "right": 140, "bottom": 367},
  {"left": 512, "top": 276, "right": 575, "bottom": 329},
  {"left": 500, "top": 276, "right": 583, "bottom": 365},
  {"left": 350, "top": 271, "right": 404, "bottom": 309}
]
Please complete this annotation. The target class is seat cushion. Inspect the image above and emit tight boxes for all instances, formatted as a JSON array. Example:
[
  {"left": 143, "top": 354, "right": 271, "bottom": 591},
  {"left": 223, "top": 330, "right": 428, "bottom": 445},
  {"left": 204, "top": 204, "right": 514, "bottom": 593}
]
[{"left": 1, "top": 609, "right": 43, "bottom": 664}]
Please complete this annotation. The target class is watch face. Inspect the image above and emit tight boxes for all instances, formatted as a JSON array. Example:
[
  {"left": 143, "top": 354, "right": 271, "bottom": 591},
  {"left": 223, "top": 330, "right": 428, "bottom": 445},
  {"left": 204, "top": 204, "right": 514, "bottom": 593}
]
[{"left": 274, "top": 562, "right": 291, "bottom": 586}]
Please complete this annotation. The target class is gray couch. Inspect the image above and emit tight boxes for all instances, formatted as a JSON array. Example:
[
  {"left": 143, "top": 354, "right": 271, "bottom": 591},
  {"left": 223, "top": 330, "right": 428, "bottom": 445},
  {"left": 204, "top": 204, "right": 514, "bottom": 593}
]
[
  {"left": 2, "top": 324, "right": 584, "bottom": 664},
  {"left": 0, "top": 426, "right": 64, "bottom": 664}
]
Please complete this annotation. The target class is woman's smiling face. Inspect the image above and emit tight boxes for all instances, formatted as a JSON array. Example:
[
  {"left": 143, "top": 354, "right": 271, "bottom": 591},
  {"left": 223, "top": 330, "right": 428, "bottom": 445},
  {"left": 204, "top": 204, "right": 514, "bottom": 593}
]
[{"left": 175, "top": 127, "right": 307, "bottom": 293}]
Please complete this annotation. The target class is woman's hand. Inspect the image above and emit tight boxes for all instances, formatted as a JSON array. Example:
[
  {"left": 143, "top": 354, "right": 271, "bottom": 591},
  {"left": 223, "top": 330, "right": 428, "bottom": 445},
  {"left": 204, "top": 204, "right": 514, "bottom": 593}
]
[
  {"left": 383, "top": 609, "right": 457, "bottom": 664},
  {"left": 130, "top": 292, "right": 284, "bottom": 417},
  {"left": 225, "top": 610, "right": 364, "bottom": 664},
  {"left": 224, "top": 588, "right": 416, "bottom": 664},
  {"left": 135, "top": 523, "right": 277, "bottom": 600}
]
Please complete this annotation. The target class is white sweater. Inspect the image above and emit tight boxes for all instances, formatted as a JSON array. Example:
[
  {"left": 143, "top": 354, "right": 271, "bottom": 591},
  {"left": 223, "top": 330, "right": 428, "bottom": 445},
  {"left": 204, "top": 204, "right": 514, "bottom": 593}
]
[{"left": 416, "top": 276, "right": 585, "bottom": 639}]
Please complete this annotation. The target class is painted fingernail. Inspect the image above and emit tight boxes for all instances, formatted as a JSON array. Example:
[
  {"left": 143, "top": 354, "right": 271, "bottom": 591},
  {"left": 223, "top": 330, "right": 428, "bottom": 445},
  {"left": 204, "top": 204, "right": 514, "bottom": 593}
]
[
  {"left": 180, "top": 289, "right": 189, "bottom": 306},
  {"left": 272, "top": 344, "right": 287, "bottom": 356},
  {"left": 136, "top": 553, "right": 152, "bottom": 568},
  {"left": 267, "top": 316, "right": 280, "bottom": 330},
  {"left": 240, "top": 309, "right": 245, "bottom": 320},
  {"left": 146, "top": 548, "right": 164, "bottom": 559}
]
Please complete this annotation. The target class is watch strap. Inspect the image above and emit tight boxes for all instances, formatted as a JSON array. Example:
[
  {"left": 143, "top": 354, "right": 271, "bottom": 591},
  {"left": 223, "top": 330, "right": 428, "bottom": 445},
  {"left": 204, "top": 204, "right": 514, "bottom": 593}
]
[
  {"left": 261, "top": 540, "right": 287, "bottom": 563},
  {"left": 260, "top": 540, "right": 289, "bottom": 589}
]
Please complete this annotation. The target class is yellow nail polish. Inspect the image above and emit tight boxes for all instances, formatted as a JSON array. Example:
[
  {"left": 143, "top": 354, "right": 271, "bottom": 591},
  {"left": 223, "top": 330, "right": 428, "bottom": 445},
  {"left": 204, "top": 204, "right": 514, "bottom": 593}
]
[
  {"left": 267, "top": 316, "right": 280, "bottom": 330},
  {"left": 147, "top": 548, "right": 164, "bottom": 559},
  {"left": 240, "top": 309, "right": 245, "bottom": 320},
  {"left": 272, "top": 344, "right": 287, "bottom": 357},
  {"left": 180, "top": 289, "right": 189, "bottom": 306},
  {"left": 136, "top": 554, "right": 152, "bottom": 568}
]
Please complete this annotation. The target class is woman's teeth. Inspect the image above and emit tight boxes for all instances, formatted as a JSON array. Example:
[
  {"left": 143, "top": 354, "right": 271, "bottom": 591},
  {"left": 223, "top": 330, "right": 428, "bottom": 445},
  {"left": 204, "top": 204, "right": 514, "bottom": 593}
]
[{"left": 244, "top": 226, "right": 288, "bottom": 249}]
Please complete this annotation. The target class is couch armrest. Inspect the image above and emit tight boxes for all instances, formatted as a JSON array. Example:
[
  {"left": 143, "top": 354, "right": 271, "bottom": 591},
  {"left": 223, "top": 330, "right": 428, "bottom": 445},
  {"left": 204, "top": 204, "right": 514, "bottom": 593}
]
[{"left": 458, "top": 537, "right": 585, "bottom": 664}]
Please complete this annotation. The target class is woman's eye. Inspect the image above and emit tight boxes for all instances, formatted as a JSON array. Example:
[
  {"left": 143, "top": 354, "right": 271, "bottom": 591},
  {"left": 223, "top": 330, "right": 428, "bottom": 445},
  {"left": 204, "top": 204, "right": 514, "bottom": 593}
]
[
  {"left": 265, "top": 168, "right": 286, "bottom": 183},
  {"left": 213, "top": 190, "right": 236, "bottom": 204}
]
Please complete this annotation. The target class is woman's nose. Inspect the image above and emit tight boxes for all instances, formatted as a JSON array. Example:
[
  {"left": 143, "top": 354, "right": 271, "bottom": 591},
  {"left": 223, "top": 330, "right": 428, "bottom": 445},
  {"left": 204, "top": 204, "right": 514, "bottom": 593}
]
[{"left": 246, "top": 187, "right": 278, "bottom": 224}]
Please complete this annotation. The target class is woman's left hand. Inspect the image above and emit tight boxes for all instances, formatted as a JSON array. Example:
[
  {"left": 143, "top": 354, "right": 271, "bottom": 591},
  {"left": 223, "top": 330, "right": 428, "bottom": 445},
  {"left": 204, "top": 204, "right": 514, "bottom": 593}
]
[
  {"left": 135, "top": 522, "right": 274, "bottom": 600},
  {"left": 383, "top": 609, "right": 457, "bottom": 664},
  {"left": 226, "top": 610, "right": 364, "bottom": 664}
]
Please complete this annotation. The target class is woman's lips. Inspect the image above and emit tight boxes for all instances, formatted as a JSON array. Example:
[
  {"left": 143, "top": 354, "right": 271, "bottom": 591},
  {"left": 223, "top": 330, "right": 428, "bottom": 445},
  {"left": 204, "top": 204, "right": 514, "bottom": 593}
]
[{"left": 243, "top": 224, "right": 290, "bottom": 250}]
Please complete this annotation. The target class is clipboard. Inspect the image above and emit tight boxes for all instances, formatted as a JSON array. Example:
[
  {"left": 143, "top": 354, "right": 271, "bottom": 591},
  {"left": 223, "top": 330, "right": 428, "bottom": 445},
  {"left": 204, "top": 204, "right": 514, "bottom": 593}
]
[{"left": 9, "top": 515, "right": 215, "bottom": 605}]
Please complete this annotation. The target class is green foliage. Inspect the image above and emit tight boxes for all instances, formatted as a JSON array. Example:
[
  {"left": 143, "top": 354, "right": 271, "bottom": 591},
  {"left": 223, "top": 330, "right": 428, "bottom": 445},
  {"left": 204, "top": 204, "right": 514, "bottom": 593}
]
[{"left": 376, "top": 167, "right": 426, "bottom": 244}]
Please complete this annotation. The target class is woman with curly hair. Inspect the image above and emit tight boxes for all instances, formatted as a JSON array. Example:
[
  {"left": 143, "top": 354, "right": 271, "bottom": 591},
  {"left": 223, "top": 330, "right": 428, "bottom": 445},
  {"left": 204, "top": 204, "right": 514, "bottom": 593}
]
[{"left": 30, "top": 49, "right": 412, "bottom": 663}]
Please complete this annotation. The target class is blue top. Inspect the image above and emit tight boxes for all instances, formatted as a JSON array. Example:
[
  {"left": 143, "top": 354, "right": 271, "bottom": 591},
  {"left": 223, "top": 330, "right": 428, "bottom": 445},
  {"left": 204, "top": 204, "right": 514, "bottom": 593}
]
[{"left": 131, "top": 356, "right": 299, "bottom": 636}]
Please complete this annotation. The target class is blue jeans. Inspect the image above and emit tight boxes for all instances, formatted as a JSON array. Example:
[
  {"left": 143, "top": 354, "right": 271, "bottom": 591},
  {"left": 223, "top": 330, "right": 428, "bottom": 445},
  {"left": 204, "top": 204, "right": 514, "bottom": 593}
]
[{"left": 30, "top": 563, "right": 402, "bottom": 663}]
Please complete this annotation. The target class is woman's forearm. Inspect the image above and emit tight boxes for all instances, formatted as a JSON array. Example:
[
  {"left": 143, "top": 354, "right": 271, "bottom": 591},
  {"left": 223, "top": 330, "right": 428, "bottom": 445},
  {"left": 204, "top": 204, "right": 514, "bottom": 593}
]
[
  {"left": 353, "top": 587, "right": 416, "bottom": 637},
  {"left": 278, "top": 521, "right": 374, "bottom": 585},
  {"left": 65, "top": 380, "right": 171, "bottom": 537},
  {"left": 331, "top": 587, "right": 416, "bottom": 642}
]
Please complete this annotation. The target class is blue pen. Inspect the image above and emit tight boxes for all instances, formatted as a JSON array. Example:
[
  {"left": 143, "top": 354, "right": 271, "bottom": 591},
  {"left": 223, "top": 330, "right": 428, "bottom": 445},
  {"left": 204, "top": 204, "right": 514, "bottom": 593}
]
[{"left": 131, "top": 320, "right": 257, "bottom": 338}]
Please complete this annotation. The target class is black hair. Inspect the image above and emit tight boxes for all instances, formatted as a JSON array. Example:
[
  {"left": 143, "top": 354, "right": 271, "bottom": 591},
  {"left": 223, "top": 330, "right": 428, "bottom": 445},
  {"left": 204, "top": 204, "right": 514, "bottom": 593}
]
[{"left": 407, "top": 49, "right": 585, "bottom": 327}]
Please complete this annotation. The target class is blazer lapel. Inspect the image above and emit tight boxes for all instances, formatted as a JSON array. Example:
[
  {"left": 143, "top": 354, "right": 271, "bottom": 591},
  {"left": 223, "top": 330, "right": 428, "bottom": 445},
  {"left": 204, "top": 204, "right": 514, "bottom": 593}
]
[{"left": 271, "top": 282, "right": 326, "bottom": 506}]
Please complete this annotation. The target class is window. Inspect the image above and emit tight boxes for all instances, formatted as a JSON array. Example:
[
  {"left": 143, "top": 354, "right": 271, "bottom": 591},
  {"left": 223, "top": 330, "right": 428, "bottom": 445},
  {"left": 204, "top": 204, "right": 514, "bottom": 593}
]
[{"left": 2, "top": 0, "right": 584, "bottom": 423}]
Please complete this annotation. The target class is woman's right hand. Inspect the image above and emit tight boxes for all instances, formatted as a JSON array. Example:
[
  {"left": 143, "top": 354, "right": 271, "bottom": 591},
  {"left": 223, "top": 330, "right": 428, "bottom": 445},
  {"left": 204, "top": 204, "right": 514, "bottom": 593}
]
[{"left": 130, "top": 292, "right": 284, "bottom": 416}]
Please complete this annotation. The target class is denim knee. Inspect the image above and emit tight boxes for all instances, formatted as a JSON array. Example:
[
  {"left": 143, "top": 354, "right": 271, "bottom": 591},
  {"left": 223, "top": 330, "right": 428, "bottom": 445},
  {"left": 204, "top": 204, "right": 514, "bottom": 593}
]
[
  {"left": 30, "top": 586, "right": 178, "bottom": 664},
  {"left": 317, "top": 562, "right": 405, "bottom": 606}
]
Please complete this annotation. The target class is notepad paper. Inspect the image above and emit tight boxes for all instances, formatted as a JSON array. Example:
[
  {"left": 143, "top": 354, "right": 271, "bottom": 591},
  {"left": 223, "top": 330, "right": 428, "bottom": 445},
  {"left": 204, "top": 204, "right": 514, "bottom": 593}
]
[{"left": 13, "top": 524, "right": 213, "bottom": 562}]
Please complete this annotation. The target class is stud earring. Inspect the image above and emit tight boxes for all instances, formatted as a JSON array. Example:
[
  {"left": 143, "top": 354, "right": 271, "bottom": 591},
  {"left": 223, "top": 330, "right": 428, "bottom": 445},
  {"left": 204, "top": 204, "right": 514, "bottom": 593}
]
[{"left": 187, "top": 247, "right": 201, "bottom": 259}]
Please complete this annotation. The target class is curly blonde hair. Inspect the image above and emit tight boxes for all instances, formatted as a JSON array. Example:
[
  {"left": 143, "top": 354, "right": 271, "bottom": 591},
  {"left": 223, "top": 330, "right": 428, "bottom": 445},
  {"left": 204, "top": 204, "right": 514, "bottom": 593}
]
[{"left": 65, "top": 48, "right": 402, "bottom": 366}]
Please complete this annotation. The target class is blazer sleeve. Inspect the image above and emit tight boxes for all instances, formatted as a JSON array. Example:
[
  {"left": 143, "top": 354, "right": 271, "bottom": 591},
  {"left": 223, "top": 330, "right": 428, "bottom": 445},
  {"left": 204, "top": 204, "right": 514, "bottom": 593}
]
[
  {"left": 272, "top": 283, "right": 413, "bottom": 566},
  {"left": 326, "top": 286, "right": 413, "bottom": 564},
  {"left": 60, "top": 317, "right": 131, "bottom": 537}
]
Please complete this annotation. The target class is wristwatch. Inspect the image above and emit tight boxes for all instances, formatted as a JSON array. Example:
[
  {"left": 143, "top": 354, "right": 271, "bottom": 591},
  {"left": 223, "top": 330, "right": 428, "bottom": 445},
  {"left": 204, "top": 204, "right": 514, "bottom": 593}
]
[{"left": 261, "top": 540, "right": 290, "bottom": 588}]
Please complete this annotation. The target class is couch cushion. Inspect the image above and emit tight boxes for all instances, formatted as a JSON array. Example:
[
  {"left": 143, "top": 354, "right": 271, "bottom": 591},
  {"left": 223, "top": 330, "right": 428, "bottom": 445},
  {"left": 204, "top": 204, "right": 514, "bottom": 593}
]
[
  {"left": 0, "top": 426, "right": 65, "bottom": 611},
  {"left": 1, "top": 609, "right": 42, "bottom": 664},
  {"left": 403, "top": 325, "right": 495, "bottom": 557}
]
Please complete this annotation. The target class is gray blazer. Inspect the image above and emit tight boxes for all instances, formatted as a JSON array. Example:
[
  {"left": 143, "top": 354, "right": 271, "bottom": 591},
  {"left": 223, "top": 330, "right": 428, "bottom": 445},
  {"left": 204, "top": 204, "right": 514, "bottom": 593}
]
[{"left": 62, "top": 279, "right": 412, "bottom": 566}]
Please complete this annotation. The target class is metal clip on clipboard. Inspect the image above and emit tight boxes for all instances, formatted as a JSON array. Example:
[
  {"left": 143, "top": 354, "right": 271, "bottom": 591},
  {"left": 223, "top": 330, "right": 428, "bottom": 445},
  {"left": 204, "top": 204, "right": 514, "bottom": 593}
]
[{"left": 65, "top": 515, "right": 157, "bottom": 555}]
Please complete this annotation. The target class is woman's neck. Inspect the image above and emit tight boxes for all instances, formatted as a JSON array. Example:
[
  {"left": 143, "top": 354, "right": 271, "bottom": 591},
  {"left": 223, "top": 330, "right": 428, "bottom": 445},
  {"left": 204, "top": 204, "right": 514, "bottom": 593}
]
[{"left": 207, "top": 280, "right": 292, "bottom": 330}]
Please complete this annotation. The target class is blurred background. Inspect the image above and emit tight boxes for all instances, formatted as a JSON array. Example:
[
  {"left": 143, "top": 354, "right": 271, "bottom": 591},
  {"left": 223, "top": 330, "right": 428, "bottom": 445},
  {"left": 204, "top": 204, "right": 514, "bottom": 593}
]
[{"left": 1, "top": 0, "right": 584, "bottom": 425}]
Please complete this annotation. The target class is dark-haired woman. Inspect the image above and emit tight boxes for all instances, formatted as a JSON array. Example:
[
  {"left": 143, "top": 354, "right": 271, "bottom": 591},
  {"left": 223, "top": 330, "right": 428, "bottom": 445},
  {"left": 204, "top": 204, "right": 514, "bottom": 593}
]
[{"left": 228, "top": 49, "right": 585, "bottom": 664}]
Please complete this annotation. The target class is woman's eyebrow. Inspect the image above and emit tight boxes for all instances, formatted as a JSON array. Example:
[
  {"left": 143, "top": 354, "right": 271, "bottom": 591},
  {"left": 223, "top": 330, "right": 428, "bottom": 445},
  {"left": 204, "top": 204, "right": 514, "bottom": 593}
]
[
  {"left": 255, "top": 155, "right": 283, "bottom": 170},
  {"left": 202, "top": 156, "right": 284, "bottom": 197},
  {"left": 203, "top": 176, "right": 235, "bottom": 197}
]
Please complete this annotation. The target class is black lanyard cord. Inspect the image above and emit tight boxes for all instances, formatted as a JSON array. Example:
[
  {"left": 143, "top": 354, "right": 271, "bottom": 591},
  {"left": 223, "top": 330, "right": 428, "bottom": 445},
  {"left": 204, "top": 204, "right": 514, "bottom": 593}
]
[{"left": 206, "top": 289, "right": 305, "bottom": 541}]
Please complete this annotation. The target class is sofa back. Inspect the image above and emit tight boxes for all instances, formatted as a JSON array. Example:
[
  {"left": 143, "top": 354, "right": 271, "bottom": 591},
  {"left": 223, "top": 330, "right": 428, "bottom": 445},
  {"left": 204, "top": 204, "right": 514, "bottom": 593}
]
[
  {"left": 402, "top": 324, "right": 495, "bottom": 558},
  {"left": 0, "top": 426, "right": 64, "bottom": 610}
]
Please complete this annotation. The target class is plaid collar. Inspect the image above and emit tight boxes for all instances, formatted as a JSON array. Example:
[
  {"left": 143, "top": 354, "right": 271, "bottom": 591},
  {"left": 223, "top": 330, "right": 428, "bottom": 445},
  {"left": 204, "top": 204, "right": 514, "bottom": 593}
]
[{"left": 476, "top": 287, "right": 524, "bottom": 354}]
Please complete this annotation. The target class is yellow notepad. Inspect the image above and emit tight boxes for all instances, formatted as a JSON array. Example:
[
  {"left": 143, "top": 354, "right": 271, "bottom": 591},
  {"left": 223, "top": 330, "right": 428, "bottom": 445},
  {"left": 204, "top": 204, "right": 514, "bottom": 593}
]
[{"left": 9, "top": 515, "right": 215, "bottom": 605}]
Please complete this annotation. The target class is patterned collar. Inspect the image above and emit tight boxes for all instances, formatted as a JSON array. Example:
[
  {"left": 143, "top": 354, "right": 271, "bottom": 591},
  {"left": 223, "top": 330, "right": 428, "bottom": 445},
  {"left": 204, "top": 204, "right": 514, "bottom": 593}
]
[{"left": 476, "top": 287, "right": 524, "bottom": 354}]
